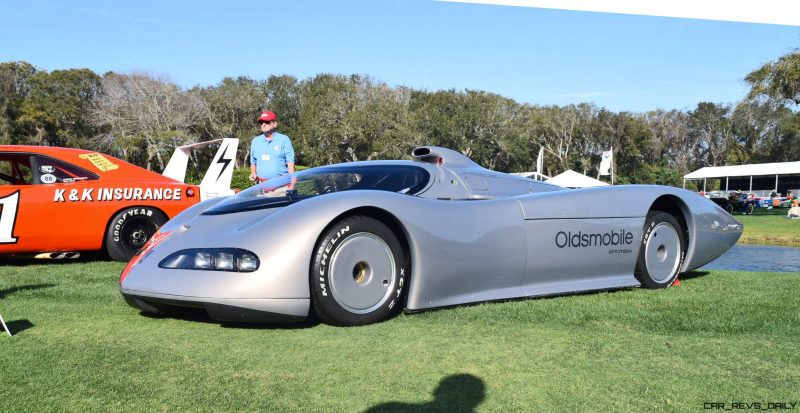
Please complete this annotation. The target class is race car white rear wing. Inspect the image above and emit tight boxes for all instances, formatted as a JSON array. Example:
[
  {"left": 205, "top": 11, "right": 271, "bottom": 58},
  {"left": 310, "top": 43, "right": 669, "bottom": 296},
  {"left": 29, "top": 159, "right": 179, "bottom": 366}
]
[{"left": 162, "top": 138, "right": 239, "bottom": 201}]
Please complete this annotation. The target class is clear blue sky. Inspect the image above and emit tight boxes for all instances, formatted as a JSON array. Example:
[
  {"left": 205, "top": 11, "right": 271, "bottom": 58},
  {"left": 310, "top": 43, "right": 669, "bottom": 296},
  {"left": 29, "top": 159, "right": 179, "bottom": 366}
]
[{"left": 1, "top": 0, "right": 798, "bottom": 112}]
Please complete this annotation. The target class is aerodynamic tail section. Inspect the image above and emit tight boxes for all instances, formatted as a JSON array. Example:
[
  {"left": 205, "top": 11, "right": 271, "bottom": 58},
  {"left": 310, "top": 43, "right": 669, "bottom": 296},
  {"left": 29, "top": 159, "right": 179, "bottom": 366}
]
[{"left": 162, "top": 138, "right": 239, "bottom": 201}]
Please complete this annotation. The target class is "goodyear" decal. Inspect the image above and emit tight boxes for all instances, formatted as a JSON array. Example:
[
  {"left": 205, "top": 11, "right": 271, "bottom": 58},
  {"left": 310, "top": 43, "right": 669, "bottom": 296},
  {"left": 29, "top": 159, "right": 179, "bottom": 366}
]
[{"left": 54, "top": 188, "right": 182, "bottom": 202}]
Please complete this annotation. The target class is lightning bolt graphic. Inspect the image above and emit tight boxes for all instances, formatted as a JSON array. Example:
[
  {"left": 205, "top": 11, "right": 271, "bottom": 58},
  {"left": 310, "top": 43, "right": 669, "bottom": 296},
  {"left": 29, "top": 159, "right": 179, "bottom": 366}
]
[{"left": 215, "top": 143, "right": 232, "bottom": 182}]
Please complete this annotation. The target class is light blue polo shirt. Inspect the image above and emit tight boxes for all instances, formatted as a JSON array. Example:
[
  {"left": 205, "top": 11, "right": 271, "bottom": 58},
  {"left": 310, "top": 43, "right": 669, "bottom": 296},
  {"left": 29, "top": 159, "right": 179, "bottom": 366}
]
[{"left": 250, "top": 132, "right": 295, "bottom": 180}]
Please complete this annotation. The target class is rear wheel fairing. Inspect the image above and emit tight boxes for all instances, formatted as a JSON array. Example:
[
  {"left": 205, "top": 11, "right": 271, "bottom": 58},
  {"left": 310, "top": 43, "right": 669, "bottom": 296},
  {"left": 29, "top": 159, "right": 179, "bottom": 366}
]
[
  {"left": 522, "top": 217, "right": 643, "bottom": 294},
  {"left": 513, "top": 184, "right": 742, "bottom": 274}
]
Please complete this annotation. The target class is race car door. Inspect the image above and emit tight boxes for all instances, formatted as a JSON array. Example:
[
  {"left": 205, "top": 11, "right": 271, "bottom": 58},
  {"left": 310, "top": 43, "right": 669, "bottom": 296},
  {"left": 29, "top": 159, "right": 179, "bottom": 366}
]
[{"left": 0, "top": 152, "right": 100, "bottom": 254}]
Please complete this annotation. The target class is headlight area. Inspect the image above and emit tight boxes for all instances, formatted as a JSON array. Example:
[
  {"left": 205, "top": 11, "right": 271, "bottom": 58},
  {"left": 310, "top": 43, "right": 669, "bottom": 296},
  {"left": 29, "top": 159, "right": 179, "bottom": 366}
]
[
  {"left": 120, "top": 229, "right": 173, "bottom": 284},
  {"left": 158, "top": 248, "right": 260, "bottom": 272}
]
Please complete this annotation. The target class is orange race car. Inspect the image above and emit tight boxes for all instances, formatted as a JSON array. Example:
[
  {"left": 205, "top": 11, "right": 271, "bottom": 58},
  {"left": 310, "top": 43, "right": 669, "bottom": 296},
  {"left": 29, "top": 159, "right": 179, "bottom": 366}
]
[{"left": 0, "top": 139, "right": 238, "bottom": 261}]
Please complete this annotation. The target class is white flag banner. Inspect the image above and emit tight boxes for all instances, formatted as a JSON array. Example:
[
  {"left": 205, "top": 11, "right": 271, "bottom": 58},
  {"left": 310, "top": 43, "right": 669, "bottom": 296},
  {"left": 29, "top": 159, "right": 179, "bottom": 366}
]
[
  {"left": 599, "top": 150, "right": 613, "bottom": 176},
  {"left": 536, "top": 147, "right": 544, "bottom": 175}
]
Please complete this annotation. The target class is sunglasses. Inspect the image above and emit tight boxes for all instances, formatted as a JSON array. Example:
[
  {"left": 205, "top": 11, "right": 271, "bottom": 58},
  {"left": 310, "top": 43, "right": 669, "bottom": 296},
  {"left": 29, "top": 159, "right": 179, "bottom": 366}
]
[{"left": 259, "top": 120, "right": 275, "bottom": 125}]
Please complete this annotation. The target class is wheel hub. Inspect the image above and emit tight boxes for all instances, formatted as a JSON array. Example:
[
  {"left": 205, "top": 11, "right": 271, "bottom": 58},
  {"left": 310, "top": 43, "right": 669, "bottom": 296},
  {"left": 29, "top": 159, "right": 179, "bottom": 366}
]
[
  {"left": 352, "top": 262, "right": 369, "bottom": 284},
  {"left": 130, "top": 229, "right": 147, "bottom": 247},
  {"left": 329, "top": 233, "right": 395, "bottom": 314},
  {"left": 644, "top": 223, "right": 681, "bottom": 283}
]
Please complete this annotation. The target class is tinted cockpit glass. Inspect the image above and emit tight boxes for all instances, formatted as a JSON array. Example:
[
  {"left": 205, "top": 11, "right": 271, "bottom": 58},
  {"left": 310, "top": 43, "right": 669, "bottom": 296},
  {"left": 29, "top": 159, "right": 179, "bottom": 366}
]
[{"left": 204, "top": 164, "right": 430, "bottom": 215}]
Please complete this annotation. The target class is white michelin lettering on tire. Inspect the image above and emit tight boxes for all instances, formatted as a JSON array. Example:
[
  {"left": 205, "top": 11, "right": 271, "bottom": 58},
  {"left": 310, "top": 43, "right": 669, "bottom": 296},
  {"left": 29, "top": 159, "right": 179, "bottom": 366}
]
[
  {"left": 310, "top": 217, "right": 407, "bottom": 326},
  {"left": 634, "top": 211, "right": 686, "bottom": 289}
]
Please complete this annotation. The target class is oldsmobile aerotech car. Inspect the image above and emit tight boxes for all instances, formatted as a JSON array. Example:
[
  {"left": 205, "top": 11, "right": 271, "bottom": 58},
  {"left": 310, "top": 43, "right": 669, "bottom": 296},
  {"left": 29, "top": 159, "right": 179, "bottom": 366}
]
[{"left": 119, "top": 147, "right": 742, "bottom": 325}]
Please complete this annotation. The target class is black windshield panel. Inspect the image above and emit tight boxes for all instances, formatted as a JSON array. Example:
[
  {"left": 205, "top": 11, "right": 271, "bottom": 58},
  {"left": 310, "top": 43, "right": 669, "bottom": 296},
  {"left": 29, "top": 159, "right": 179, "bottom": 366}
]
[{"left": 203, "top": 164, "right": 430, "bottom": 215}]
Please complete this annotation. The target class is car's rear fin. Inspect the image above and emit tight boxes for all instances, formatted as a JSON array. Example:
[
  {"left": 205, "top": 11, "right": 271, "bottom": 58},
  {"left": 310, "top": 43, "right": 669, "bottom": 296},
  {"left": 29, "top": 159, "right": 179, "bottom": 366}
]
[{"left": 162, "top": 138, "right": 239, "bottom": 201}]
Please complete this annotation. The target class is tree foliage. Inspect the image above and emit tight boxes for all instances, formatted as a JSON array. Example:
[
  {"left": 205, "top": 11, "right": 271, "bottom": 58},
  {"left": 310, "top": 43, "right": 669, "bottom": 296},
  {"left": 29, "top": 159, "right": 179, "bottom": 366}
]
[
  {"left": 746, "top": 50, "right": 800, "bottom": 106},
  {"left": 1, "top": 52, "right": 799, "bottom": 186},
  {"left": 89, "top": 72, "right": 206, "bottom": 170}
]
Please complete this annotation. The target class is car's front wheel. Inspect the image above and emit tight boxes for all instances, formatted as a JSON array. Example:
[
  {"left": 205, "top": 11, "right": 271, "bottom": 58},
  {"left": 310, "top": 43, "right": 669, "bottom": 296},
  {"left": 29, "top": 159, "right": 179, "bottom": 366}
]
[
  {"left": 105, "top": 207, "right": 167, "bottom": 262},
  {"left": 310, "top": 215, "right": 408, "bottom": 326},
  {"left": 634, "top": 211, "right": 686, "bottom": 288}
]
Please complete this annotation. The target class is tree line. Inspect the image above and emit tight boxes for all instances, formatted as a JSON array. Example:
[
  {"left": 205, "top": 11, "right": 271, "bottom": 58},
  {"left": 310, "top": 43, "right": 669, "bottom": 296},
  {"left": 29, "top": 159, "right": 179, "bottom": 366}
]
[{"left": 1, "top": 51, "right": 798, "bottom": 188}]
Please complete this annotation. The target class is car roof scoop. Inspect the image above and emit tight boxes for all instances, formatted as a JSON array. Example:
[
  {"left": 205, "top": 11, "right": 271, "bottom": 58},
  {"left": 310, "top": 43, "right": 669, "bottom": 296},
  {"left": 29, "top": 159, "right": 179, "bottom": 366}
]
[{"left": 411, "top": 146, "right": 482, "bottom": 169}]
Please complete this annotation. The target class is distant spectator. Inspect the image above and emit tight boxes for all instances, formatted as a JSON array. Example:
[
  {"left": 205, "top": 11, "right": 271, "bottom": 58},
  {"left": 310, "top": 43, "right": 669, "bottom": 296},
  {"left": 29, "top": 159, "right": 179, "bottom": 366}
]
[{"left": 788, "top": 200, "right": 800, "bottom": 219}]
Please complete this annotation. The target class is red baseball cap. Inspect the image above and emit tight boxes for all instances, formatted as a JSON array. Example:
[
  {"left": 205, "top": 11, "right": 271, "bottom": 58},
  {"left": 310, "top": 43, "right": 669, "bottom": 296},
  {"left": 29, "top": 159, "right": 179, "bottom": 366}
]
[{"left": 258, "top": 111, "right": 277, "bottom": 122}]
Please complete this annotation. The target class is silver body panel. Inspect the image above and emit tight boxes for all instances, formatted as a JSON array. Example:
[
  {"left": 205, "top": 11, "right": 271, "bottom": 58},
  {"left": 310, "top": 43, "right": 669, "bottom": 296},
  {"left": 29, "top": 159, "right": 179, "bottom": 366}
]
[{"left": 120, "top": 147, "right": 742, "bottom": 322}]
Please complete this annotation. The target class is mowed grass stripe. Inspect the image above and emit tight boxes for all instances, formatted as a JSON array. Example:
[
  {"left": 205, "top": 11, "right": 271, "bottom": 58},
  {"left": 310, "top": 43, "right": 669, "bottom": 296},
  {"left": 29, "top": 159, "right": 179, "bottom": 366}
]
[{"left": 1, "top": 260, "right": 798, "bottom": 412}]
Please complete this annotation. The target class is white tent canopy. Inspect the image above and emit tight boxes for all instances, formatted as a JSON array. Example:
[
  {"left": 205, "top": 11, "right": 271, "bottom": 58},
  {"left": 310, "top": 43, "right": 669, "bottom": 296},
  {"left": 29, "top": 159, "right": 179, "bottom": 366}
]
[
  {"left": 546, "top": 170, "right": 609, "bottom": 188},
  {"left": 684, "top": 161, "right": 800, "bottom": 179},
  {"left": 683, "top": 161, "right": 800, "bottom": 194}
]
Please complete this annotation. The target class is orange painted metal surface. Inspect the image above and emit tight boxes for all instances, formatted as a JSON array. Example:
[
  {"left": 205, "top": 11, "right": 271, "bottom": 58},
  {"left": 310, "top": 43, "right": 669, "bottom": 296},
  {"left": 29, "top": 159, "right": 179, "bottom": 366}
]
[{"left": 0, "top": 145, "right": 200, "bottom": 256}]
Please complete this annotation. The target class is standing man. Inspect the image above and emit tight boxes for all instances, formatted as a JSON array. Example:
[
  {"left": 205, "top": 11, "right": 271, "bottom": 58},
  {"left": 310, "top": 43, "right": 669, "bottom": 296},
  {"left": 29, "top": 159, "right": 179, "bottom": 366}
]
[{"left": 249, "top": 110, "right": 295, "bottom": 182}]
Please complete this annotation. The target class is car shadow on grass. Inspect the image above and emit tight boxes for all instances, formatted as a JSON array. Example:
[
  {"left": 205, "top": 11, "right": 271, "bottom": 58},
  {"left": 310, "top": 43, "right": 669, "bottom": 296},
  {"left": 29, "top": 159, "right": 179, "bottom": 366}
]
[
  {"left": 0, "top": 252, "right": 112, "bottom": 267},
  {"left": 138, "top": 310, "right": 321, "bottom": 330},
  {"left": 0, "top": 283, "right": 56, "bottom": 298},
  {"left": 363, "top": 373, "right": 486, "bottom": 413},
  {"left": 680, "top": 270, "right": 711, "bottom": 281}
]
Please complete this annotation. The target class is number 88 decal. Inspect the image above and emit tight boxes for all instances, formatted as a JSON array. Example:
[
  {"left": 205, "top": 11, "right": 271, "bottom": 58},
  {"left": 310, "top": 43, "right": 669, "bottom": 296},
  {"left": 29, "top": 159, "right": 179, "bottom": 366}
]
[{"left": 0, "top": 191, "right": 20, "bottom": 244}]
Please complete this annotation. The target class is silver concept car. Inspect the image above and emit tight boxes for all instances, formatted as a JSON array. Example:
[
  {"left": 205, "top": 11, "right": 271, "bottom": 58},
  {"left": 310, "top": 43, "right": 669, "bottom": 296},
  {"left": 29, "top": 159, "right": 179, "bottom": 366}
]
[{"left": 119, "top": 147, "right": 742, "bottom": 326}]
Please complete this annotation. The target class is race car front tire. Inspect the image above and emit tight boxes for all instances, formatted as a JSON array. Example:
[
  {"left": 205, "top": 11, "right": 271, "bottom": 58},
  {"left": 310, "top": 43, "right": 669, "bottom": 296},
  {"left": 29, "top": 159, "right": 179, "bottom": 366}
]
[
  {"left": 105, "top": 207, "right": 167, "bottom": 262},
  {"left": 310, "top": 215, "right": 408, "bottom": 326}
]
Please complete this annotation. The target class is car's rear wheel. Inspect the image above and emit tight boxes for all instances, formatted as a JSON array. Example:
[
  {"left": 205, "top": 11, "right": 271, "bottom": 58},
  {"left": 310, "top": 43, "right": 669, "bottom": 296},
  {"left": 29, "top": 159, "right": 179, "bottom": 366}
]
[
  {"left": 310, "top": 215, "right": 407, "bottom": 326},
  {"left": 105, "top": 207, "right": 167, "bottom": 262},
  {"left": 634, "top": 211, "right": 685, "bottom": 289}
]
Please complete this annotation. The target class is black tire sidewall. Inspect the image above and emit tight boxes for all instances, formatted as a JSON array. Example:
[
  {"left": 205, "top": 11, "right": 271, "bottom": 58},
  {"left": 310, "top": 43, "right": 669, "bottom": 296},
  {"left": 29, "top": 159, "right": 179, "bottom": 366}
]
[
  {"left": 106, "top": 207, "right": 167, "bottom": 262},
  {"left": 724, "top": 203, "right": 733, "bottom": 214},
  {"left": 635, "top": 211, "right": 686, "bottom": 289},
  {"left": 310, "top": 215, "right": 408, "bottom": 326}
]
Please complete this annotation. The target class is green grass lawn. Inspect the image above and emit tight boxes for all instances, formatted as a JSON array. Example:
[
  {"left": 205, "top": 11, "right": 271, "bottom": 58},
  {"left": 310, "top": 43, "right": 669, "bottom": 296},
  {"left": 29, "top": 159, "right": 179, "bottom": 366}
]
[
  {"left": 735, "top": 214, "right": 800, "bottom": 246},
  {"left": 1, "top": 260, "right": 798, "bottom": 412}
]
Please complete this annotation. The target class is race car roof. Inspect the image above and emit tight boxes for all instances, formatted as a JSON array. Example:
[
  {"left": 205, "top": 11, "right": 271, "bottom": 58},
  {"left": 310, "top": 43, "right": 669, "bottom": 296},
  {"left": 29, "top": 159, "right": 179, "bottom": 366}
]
[{"left": 0, "top": 145, "right": 178, "bottom": 183}]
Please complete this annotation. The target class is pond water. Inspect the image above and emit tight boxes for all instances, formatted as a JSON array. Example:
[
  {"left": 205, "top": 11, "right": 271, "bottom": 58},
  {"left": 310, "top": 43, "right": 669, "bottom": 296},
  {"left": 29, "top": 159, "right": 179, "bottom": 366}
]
[{"left": 700, "top": 244, "right": 800, "bottom": 273}]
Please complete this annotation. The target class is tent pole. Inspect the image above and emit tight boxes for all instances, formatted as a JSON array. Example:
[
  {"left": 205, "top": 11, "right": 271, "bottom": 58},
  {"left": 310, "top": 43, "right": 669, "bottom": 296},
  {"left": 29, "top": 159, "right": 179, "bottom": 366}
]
[
  {"left": 775, "top": 174, "right": 779, "bottom": 194},
  {"left": 725, "top": 177, "right": 729, "bottom": 192},
  {"left": 703, "top": 178, "right": 706, "bottom": 192},
  {"left": 749, "top": 176, "right": 752, "bottom": 193}
]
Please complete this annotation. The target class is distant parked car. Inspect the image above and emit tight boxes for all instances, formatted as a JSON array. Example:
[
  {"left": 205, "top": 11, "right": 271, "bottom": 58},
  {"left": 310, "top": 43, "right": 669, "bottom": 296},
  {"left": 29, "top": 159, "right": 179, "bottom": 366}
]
[{"left": 709, "top": 191, "right": 754, "bottom": 215}]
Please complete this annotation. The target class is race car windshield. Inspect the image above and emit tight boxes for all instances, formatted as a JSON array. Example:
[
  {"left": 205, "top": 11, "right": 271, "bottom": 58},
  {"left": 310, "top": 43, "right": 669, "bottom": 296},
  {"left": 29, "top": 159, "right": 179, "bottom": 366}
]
[{"left": 204, "top": 165, "right": 430, "bottom": 215}]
